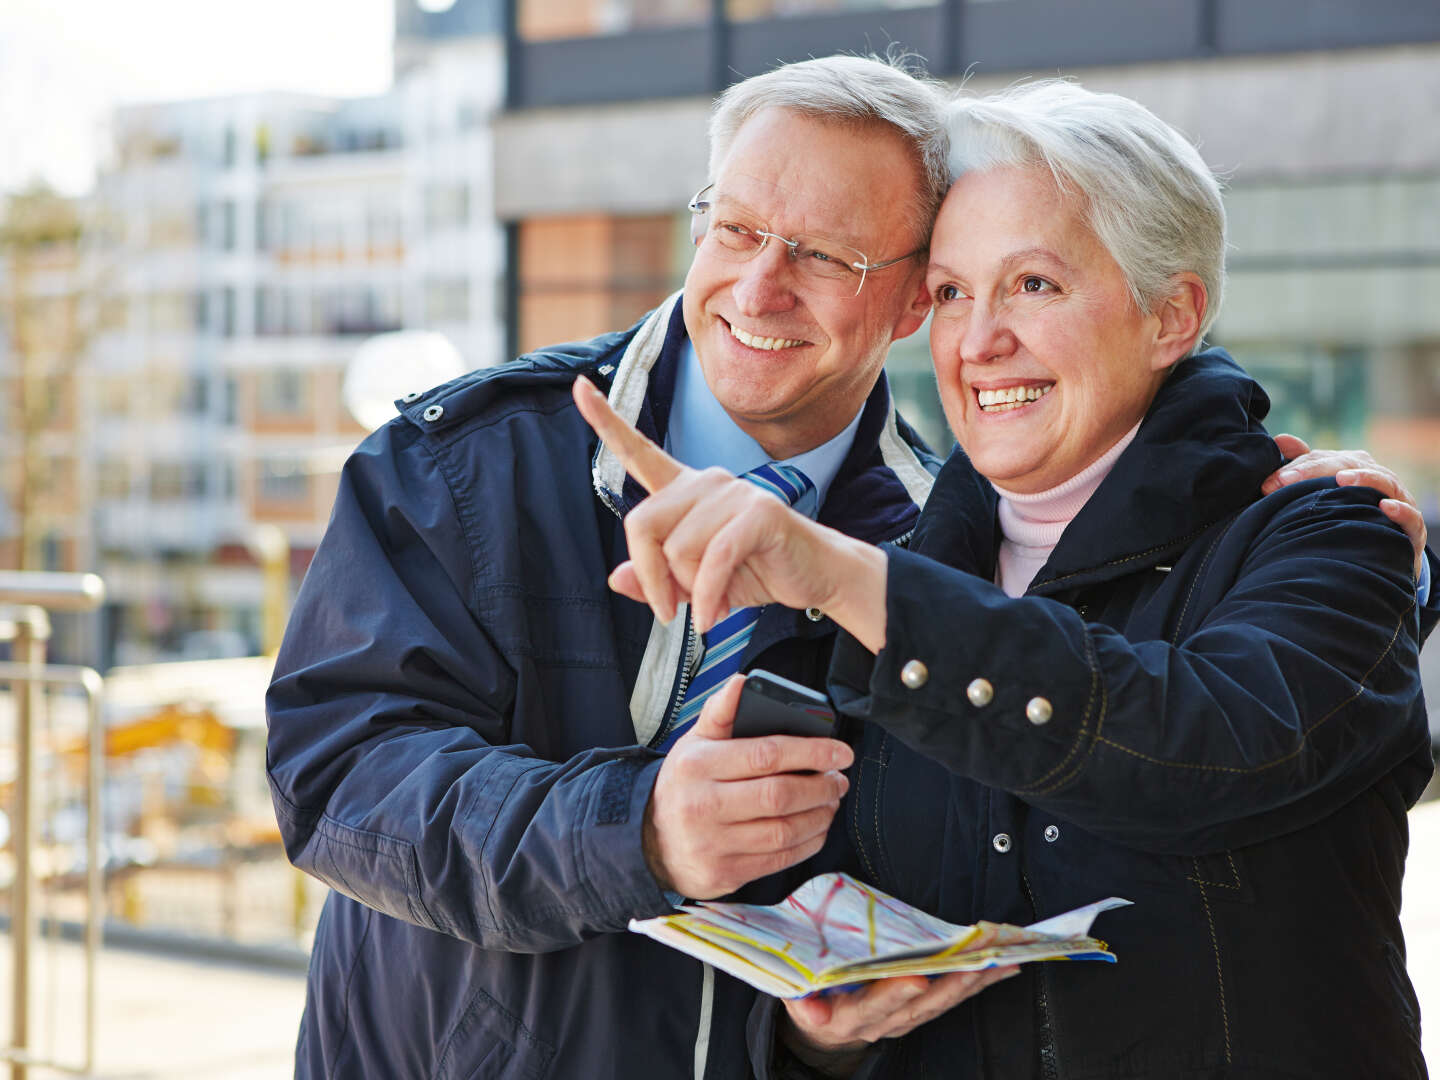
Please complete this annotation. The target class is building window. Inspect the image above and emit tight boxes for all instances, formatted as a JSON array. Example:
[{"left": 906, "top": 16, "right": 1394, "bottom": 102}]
[
  {"left": 424, "top": 184, "right": 470, "bottom": 233},
  {"left": 150, "top": 461, "right": 207, "bottom": 500},
  {"left": 97, "top": 460, "right": 130, "bottom": 498},
  {"left": 221, "top": 287, "right": 237, "bottom": 338},
  {"left": 1232, "top": 344, "right": 1368, "bottom": 447},
  {"left": 258, "top": 459, "right": 310, "bottom": 502},
  {"left": 183, "top": 373, "right": 209, "bottom": 416},
  {"left": 98, "top": 295, "right": 129, "bottom": 333},
  {"left": 148, "top": 291, "right": 191, "bottom": 333},
  {"left": 222, "top": 376, "right": 239, "bottom": 425},
  {"left": 518, "top": 0, "right": 707, "bottom": 40},
  {"left": 425, "top": 278, "right": 470, "bottom": 324},
  {"left": 221, "top": 202, "right": 237, "bottom": 251},
  {"left": 256, "top": 369, "right": 308, "bottom": 415},
  {"left": 516, "top": 213, "right": 679, "bottom": 352},
  {"left": 98, "top": 376, "right": 130, "bottom": 417}
]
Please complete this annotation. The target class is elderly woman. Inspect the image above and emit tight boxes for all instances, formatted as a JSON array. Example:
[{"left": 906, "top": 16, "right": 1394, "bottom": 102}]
[{"left": 576, "top": 81, "right": 1436, "bottom": 1079}]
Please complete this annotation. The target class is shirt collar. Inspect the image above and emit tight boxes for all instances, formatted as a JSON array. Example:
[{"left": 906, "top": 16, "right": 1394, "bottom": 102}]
[{"left": 665, "top": 337, "right": 862, "bottom": 516}]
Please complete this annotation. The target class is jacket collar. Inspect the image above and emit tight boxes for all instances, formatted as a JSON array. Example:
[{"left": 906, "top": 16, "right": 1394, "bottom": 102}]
[
  {"left": 591, "top": 291, "right": 937, "bottom": 546},
  {"left": 919, "top": 349, "right": 1283, "bottom": 595}
]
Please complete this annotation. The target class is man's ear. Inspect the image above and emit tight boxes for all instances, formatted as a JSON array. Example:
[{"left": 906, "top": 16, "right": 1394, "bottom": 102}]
[
  {"left": 891, "top": 273, "right": 933, "bottom": 343},
  {"left": 1150, "top": 273, "right": 1206, "bottom": 372}
]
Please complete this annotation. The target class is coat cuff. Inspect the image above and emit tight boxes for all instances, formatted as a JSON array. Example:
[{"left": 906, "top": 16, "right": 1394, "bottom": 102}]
[
  {"left": 746, "top": 995, "right": 885, "bottom": 1080},
  {"left": 828, "top": 546, "right": 1100, "bottom": 796},
  {"left": 578, "top": 753, "right": 675, "bottom": 925}
]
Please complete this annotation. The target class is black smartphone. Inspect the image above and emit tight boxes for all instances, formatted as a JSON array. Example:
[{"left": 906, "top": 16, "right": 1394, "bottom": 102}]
[{"left": 731, "top": 670, "right": 836, "bottom": 739}]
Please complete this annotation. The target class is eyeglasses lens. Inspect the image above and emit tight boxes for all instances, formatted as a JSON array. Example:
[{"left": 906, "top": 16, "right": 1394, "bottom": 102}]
[{"left": 692, "top": 204, "right": 865, "bottom": 297}]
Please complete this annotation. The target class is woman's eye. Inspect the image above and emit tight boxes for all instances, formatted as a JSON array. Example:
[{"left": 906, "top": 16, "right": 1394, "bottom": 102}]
[
  {"left": 1021, "top": 276, "right": 1053, "bottom": 293},
  {"left": 936, "top": 284, "right": 961, "bottom": 302}
]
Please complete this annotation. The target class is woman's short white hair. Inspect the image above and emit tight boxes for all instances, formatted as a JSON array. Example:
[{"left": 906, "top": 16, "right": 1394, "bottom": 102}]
[
  {"left": 947, "top": 80, "right": 1226, "bottom": 350},
  {"left": 709, "top": 54, "right": 950, "bottom": 247}
]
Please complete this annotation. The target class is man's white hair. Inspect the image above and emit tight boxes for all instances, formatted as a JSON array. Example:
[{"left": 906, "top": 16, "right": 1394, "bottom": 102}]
[
  {"left": 947, "top": 80, "right": 1227, "bottom": 350},
  {"left": 708, "top": 54, "right": 950, "bottom": 247}
]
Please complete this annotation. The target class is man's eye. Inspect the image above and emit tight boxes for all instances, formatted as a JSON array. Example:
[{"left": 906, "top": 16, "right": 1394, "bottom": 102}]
[
  {"left": 719, "top": 221, "right": 753, "bottom": 236},
  {"left": 801, "top": 246, "right": 853, "bottom": 269}
]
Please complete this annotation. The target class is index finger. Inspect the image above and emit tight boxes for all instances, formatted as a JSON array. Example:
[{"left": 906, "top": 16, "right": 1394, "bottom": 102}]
[{"left": 572, "top": 377, "right": 682, "bottom": 493}]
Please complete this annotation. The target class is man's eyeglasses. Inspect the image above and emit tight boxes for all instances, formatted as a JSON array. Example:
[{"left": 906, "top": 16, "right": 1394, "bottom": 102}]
[{"left": 687, "top": 184, "right": 923, "bottom": 299}]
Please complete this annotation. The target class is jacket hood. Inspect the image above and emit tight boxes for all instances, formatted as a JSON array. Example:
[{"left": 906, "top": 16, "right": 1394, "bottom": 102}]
[{"left": 917, "top": 349, "right": 1283, "bottom": 594}]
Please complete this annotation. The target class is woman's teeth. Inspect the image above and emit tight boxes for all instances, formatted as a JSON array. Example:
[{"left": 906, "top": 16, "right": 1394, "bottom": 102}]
[
  {"left": 977, "top": 384, "right": 1053, "bottom": 412},
  {"left": 730, "top": 323, "right": 804, "bottom": 351}
]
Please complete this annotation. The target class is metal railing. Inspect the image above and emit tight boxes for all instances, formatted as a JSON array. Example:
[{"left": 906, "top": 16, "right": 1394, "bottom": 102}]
[{"left": 0, "top": 572, "right": 106, "bottom": 1080}]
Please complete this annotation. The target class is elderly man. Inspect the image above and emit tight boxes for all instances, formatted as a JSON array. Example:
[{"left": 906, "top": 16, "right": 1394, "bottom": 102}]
[
  {"left": 267, "top": 55, "right": 950, "bottom": 1079},
  {"left": 265, "top": 55, "right": 1425, "bottom": 1079}
]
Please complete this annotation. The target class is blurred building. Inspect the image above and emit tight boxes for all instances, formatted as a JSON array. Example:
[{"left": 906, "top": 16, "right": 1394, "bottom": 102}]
[
  {"left": 8, "top": 0, "right": 1440, "bottom": 666},
  {"left": 486, "top": 0, "right": 1440, "bottom": 525},
  {"left": 0, "top": 188, "right": 93, "bottom": 580},
  {"left": 76, "top": 24, "right": 505, "bottom": 665}
]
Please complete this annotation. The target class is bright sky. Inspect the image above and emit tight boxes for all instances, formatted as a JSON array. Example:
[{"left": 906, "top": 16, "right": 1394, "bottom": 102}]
[{"left": 0, "top": 0, "right": 394, "bottom": 195}]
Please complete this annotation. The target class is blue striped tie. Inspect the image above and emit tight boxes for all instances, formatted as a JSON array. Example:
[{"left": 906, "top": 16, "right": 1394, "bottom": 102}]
[{"left": 654, "top": 462, "right": 815, "bottom": 750}]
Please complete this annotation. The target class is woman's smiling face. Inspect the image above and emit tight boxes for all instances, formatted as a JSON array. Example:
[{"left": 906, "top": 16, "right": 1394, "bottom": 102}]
[{"left": 927, "top": 164, "right": 1183, "bottom": 494}]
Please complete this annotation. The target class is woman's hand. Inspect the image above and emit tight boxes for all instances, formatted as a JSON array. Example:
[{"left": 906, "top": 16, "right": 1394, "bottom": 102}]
[
  {"left": 1264, "top": 434, "right": 1428, "bottom": 582},
  {"left": 779, "top": 962, "right": 1019, "bottom": 1077},
  {"left": 572, "top": 378, "right": 888, "bottom": 648}
]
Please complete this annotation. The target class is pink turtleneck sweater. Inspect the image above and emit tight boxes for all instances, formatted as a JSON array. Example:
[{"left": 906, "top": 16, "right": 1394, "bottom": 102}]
[{"left": 992, "top": 422, "right": 1142, "bottom": 598}]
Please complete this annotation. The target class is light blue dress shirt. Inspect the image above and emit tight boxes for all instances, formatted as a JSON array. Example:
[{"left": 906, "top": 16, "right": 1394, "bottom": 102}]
[{"left": 665, "top": 338, "right": 863, "bottom": 518}]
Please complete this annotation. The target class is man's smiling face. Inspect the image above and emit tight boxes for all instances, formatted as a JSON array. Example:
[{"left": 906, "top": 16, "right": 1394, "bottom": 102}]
[{"left": 682, "top": 107, "right": 932, "bottom": 460}]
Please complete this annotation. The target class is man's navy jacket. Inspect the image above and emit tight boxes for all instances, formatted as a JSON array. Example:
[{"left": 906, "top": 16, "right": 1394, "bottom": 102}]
[{"left": 265, "top": 295, "right": 941, "bottom": 1079}]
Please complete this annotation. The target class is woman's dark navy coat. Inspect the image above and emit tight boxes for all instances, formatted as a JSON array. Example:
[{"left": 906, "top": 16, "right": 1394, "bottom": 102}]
[{"left": 782, "top": 353, "right": 1436, "bottom": 1079}]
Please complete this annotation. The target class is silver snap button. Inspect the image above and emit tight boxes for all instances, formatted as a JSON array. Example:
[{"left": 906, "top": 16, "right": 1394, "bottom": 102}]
[
  {"left": 1044, "top": 825, "right": 1060, "bottom": 843},
  {"left": 900, "top": 660, "right": 928, "bottom": 689},
  {"left": 992, "top": 833, "right": 1012, "bottom": 854},
  {"left": 805, "top": 606, "right": 824, "bottom": 622},
  {"left": 1026, "top": 696, "right": 1053, "bottom": 726},
  {"left": 402, "top": 391, "right": 422, "bottom": 403},
  {"left": 966, "top": 678, "right": 993, "bottom": 707},
  {"left": 423, "top": 405, "right": 444, "bottom": 422}
]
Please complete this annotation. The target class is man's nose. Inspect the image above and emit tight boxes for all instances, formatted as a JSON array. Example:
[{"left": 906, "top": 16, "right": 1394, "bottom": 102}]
[{"left": 732, "top": 242, "right": 798, "bottom": 317}]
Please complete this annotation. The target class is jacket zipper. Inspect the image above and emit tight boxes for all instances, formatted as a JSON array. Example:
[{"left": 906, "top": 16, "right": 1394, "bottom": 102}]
[
  {"left": 1021, "top": 871, "right": 1061, "bottom": 1080},
  {"left": 657, "top": 612, "right": 700, "bottom": 743}
]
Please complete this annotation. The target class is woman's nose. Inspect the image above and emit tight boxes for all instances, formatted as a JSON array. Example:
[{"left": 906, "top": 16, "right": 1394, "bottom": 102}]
[{"left": 959, "top": 300, "right": 1016, "bottom": 364}]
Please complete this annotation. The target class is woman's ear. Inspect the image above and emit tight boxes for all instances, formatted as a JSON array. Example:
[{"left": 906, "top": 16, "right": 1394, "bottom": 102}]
[{"left": 1150, "top": 273, "right": 1206, "bottom": 372}]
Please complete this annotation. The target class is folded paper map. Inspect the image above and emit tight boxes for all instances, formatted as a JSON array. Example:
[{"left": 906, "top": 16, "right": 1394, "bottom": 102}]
[{"left": 630, "top": 872, "right": 1131, "bottom": 998}]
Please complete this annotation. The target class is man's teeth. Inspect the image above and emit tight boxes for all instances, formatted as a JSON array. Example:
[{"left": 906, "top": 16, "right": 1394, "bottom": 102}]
[
  {"left": 977, "top": 385, "right": 1053, "bottom": 412},
  {"left": 730, "top": 324, "right": 804, "bottom": 351}
]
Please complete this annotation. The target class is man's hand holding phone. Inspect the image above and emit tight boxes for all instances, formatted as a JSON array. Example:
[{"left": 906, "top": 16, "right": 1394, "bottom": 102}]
[{"left": 643, "top": 674, "right": 851, "bottom": 900}]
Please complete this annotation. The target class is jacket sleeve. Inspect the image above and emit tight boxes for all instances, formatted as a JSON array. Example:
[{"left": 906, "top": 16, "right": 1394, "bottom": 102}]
[
  {"left": 828, "top": 482, "right": 1433, "bottom": 855},
  {"left": 265, "top": 423, "right": 673, "bottom": 952}
]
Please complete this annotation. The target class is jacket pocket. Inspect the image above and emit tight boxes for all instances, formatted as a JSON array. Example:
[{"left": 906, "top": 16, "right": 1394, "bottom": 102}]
[
  {"left": 1185, "top": 849, "right": 1256, "bottom": 904},
  {"left": 434, "top": 984, "right": 556, "bottom": 1080},
  {"left": 313, "top": 815, "right": 446, "bottom": 934},
  {"left": 847, "top": 729, "right": 895, "bottom": 890}
]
